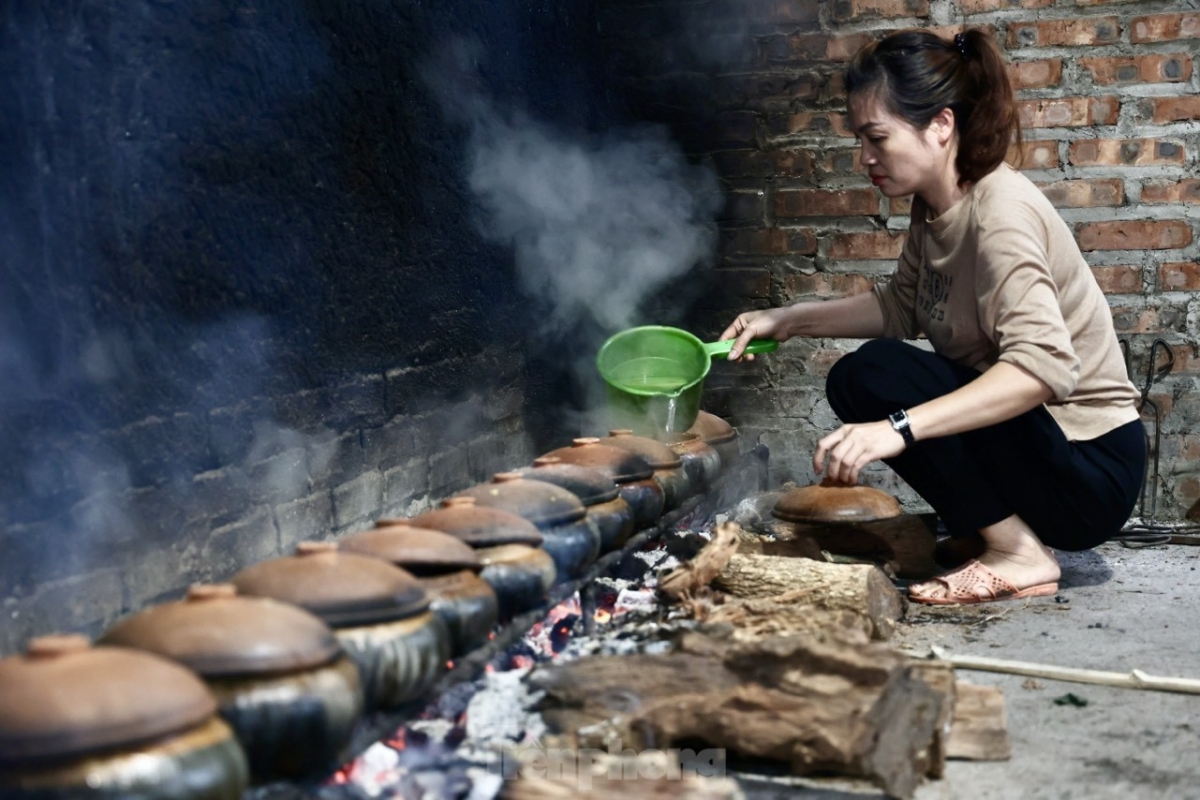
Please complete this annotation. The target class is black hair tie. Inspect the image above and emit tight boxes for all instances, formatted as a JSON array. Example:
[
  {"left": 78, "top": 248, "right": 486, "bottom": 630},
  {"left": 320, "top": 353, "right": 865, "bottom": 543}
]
[{"left": 954, "top": 32, "right": 971, "bottom": 58}]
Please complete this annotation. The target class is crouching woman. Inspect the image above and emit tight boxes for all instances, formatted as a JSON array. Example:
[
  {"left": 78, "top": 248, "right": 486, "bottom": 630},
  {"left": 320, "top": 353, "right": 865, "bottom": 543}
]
[{"left": 720, "top": 28, "right": 1145, "bottom": 605}]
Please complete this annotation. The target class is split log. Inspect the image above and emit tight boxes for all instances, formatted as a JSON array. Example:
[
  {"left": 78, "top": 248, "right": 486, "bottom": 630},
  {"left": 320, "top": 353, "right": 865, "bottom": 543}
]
[
  {"left": 945, "top": 681, "right": 1011, "bottom": 761},
  {"left": 529, "top": 631, "right": 945, "bottom": 800},
  {"left": 734, "top": 531, "right": 825, "bottom": 560},
  {"left": 694, "top": 589, "right": 876, "bottom": 643},
  {"left": 714, "top": 553, "right": 904, "bottom": 639},
  {"left": 909, "top": 659, "right": 957, "bottom": 778},
  {"left": 500, "top": 749, "right": 742, "bottom": 800}
]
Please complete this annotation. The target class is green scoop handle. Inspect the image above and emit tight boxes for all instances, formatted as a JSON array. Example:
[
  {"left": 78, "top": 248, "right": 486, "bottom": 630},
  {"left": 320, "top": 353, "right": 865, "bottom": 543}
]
[{"left": 703, "top": 338, "right": 779, "bottom": 359}]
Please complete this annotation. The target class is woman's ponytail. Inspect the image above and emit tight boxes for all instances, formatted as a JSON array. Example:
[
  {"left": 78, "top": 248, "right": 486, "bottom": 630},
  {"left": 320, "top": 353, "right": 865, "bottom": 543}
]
[{"left": 954, "top": 28, "right": 1021, "bottom": 183}]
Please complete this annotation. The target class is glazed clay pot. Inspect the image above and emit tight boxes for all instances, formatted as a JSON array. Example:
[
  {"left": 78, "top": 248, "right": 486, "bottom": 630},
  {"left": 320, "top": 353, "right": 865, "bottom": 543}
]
[
  {"left": 231, "top": 543, "right": 450, "bottom": 711},
  {"left": 773, "top": 479, "right": 903, "bottom": 524},
  {"left": 658, "top": 431, "right": 722, "bottom": 492},
  {"left": 342, "top": 523, "right": 499, "bottom": 656},
  {"left": 99, "top": 584, "right": 362, "bottom": 783},
  {"left": 517, "top": 456, "right": 635, "bottom": 553},
  {"left": 407, "top": 497, "right": 545, "bottom": 548},
  {"left": 0, "top": 634, "right": 248, "bottom": 799},
  {"left": 598, "top": 430, "right": 692, "bottom": 511},
  {"left": 539, "top": 438, "right": 666, "bottom": 530},
  {"left": 409, "top": 498, "right": 554, "bottom": 618},
  {"left": 474, "top": 543, "right": 557, "bottom": 620},
  {"left": 686, "top": 410, "right": 740, "bottom": 468},
  {"left": 455, "top": 473, "right": 601, "bottom": 582}
]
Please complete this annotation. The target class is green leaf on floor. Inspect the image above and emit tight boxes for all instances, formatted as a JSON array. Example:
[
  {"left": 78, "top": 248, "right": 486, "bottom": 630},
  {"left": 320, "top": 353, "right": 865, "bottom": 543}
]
[{"left": 1053, "top": 693, "right": 1089, "bottom": 707}]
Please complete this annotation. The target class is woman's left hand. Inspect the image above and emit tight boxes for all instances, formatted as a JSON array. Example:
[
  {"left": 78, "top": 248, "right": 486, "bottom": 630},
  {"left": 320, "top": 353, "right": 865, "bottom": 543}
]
[{"left": 813, "top": 421, "right": 907, "bottom": 485}]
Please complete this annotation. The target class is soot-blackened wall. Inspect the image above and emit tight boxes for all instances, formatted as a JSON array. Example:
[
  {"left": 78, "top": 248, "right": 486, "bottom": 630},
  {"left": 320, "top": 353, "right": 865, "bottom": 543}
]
[{"left": 0, "top": 1, "right": 615, "bottom": 654}]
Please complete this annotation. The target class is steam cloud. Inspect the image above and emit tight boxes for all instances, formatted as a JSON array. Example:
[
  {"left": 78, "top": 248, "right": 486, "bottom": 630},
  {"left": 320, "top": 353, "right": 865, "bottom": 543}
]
[{"left": 428, "top": 41, "right": 722, "bottom": 335}]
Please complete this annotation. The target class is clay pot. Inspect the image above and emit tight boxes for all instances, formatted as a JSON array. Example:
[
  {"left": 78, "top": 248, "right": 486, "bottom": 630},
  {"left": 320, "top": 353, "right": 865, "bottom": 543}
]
[
  {"left": 686, "top": 410, "right": 740, "bottom": 468},
  {"left": 0, "top": 634, "right": 248, "bottom": 798},
  {"left": 341, "top": 523, "right": 499, "bottom": 656},
  {"left": 517, "top": 457, "right": 636, "bottom": 553},
  {"left": 408, "top": 497, "right": 545, "bottom": 548},
  {"left": 231, "top": 542, "right": 450, "bottom": 711},
  {"left": 455, "top": 474, "right": 601, "bottom": 582},
  {"left": 97, "top": 584, "right": 362, "bottom": 783},
  {"left": 598, "top": 430, "right": 692, "bottom": 511},
  {"left": 773, "top": 479, "right": 903, "bottom": 524},
  {"left": 539, "top": 438, "right": 666, "bottom": 529},
  {"left": 659, "top": 431, "right": 722, "bottom": 491},
  {"left": 409, "top": 498, "right": 554, "bottom": 616},
  {"left": 474, "top": 543, "right": 557, "bottom": 620}
]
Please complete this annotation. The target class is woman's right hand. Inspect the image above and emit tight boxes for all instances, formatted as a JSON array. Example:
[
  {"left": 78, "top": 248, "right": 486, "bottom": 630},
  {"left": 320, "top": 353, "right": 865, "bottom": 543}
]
[{"left": 719, "top": 308, "right": 793, "bottom": 360}]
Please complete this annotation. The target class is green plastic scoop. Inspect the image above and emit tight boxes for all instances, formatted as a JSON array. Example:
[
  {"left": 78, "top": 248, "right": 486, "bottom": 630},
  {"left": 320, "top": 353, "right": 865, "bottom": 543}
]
[{"left": 596, "top": 325, "right": 778, "bottom": 435}]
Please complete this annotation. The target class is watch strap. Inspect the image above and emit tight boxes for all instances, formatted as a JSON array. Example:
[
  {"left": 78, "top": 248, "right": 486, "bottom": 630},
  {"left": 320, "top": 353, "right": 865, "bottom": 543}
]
[{"left": 889, "top": 409, "right": 915, "bottom": 446}]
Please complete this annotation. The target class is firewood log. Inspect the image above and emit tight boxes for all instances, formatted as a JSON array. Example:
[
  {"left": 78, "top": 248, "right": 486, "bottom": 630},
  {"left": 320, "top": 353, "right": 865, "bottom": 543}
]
[
  {"left": 530, "top": 631, "right": 945, "bottom": 800},
  {"left": 714, "top": 553, "right": 904, "bottom": 639},
  {"left": 499, "top": 749, "right": 743, "bottom": 799},
  {"left": 694, "top": 589, "right": 876, "bottom": 643}
]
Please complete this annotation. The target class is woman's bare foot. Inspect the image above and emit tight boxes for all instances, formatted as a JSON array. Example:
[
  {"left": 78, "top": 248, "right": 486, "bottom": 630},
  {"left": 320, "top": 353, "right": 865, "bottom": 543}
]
[{"left": 911, "top": 515, "right": 1060, "bottom": 602}]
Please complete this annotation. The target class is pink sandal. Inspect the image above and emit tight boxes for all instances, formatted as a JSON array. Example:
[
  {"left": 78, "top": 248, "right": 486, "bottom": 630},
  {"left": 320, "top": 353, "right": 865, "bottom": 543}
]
[{"left": 909, "top": 559, "right": 1058, "bottom": 605}]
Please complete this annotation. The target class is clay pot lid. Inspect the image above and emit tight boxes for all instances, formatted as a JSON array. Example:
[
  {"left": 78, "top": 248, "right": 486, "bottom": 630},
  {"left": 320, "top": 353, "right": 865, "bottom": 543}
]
[
  {"left": 231, "top": 542, "right": 430, "bottom": 627},
  {"left": 454, "top": 473, "right": 587, "bottom": 528},
  {"left": 341, "top": 522, "right": 481, "bottom": 573},
  {"left": 98, "top": 584, "right": 342, "bottom": 677},
  {"left": 655, "top": 431, "right": 714, "bottom": 454},
  {"left": 515, "top": 457, "right": 620, "bottom": 505},
  {"left": 409, "top": 497, "right": 544, "bottom": 548},
  {"left": 540, "top": 438, "right": 654, "bottom": 483},
  {"left": 0, "top": 634, "right": 217, "bottom": 764},
  {"left": 475, "top": 543, "right": 553, "bottom": 567},
  {"left": 599, "top": 430, "right": 683, "bottom": 470},
  {"left": 772, "top": 480, "right": 903, "bottom": 523},
  {"left": 686, "top": 411, "right": 738, "bottom": 445}
]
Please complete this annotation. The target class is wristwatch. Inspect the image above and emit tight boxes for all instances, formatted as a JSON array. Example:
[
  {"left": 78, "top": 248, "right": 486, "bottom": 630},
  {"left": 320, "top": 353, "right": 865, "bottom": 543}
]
[{"left": 888, "top": 409, "right": 915, "bottom": 447}]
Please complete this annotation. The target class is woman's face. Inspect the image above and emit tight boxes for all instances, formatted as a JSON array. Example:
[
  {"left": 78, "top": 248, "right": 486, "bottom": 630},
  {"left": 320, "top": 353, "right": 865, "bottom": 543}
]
[{"left": 847, "top": 91, "right": 953, "bottom": 200}]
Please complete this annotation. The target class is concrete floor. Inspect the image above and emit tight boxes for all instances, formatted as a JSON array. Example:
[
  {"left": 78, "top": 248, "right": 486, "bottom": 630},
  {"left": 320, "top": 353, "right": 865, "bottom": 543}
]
[{"left": 896, "top": 540, "right": 1200, "bottom": 800}]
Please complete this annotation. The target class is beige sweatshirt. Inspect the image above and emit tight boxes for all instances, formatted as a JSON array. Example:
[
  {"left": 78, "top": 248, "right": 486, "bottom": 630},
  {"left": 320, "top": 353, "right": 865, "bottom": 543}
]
[{"left": 873, "top": 163, "right": 1140, "bottom": 442}]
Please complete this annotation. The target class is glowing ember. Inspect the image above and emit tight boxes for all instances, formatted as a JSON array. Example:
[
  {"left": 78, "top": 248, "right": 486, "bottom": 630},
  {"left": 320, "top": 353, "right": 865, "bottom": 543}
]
[
  {"left": 327, "top": 742, "right": 402, "bottom": 796},
  {"left": 522, "top": 592, "right": 582, "bottom": 657}
]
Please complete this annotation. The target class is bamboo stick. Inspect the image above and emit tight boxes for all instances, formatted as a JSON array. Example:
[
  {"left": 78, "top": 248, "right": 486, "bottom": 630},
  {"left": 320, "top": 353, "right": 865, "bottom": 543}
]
[{"left": 921, "top": 645, "right": 1200, "bottom": 696}]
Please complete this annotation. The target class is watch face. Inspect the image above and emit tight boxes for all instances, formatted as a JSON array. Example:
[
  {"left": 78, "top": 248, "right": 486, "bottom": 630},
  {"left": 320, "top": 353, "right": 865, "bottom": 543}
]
[{"left": 889, "top": 410, "right": 905, "bottom": 426}]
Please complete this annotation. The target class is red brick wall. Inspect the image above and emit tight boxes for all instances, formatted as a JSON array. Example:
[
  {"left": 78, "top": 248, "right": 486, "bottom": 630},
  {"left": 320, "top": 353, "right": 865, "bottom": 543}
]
[{"left": 603, "top": 0, "right": 1199, "bottom": 517}]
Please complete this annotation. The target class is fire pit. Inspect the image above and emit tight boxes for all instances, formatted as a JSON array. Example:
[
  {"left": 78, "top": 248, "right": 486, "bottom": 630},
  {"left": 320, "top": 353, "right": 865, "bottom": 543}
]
[{"left": 243, "top": 446, "right": 769, "bottom": 800}]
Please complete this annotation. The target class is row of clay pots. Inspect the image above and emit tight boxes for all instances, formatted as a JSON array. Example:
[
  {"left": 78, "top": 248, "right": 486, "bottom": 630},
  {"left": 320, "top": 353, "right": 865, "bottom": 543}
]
[{"left": 0, "top": 412, "right": 740, "bottom": 797}]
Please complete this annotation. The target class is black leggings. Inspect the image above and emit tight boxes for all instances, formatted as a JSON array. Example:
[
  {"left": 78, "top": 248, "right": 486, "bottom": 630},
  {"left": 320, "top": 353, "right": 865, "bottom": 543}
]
[{"left": 825, "top": 339, "right": 1145, "bottom": 551}]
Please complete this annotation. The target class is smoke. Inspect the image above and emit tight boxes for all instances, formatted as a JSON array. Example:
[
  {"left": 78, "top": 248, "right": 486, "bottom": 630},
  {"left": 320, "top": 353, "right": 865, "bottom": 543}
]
[
  {"left": 426, "top": 40, "right": 722, "bottom": 337},
  {"left": 468, "top": 119, "right": 721, "bottom": 333}
]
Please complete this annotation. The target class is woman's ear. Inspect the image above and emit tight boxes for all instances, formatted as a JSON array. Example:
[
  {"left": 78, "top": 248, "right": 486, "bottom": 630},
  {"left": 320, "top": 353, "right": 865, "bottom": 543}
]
[{"left": 931, "top": 107, "right": 956, "bottom": 146}]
